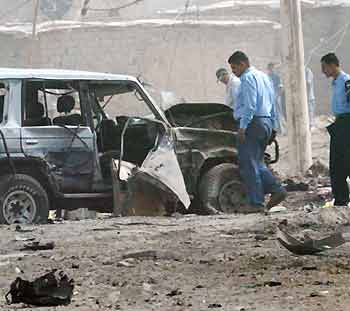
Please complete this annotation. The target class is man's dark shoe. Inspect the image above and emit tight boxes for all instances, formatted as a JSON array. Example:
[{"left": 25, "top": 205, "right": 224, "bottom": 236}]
[{"left": 266, "top": 190, "right": 287, "bottom": 209}]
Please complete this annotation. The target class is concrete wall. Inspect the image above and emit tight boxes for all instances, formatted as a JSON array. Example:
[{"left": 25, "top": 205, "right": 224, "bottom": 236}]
[
  {"left": 0, "top": 22, "right": 279, "bottom": 105},
  {"left": 0, "top": 5, "right": 350, "bottom": 115}
]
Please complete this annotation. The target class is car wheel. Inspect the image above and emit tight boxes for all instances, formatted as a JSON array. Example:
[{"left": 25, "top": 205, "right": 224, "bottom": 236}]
[
  {"left": 199, "top": 163, "right": 247, "bottom": 214},
  {"left": 0, "top": 174, "right": 49, "bottom": 225}
]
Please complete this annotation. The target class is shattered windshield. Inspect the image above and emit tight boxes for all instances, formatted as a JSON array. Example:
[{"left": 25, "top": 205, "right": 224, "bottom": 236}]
[
  {"left": 90, "top": 81, "right": 155, "bottom": 120},
  {"left": 139, "top": 81, "right": 183, "bottom": 112}
]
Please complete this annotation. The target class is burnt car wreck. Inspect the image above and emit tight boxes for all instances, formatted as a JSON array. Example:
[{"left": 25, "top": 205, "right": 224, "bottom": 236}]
[{"left": 0, "top": 68, "right": 278, "bottom": 224}]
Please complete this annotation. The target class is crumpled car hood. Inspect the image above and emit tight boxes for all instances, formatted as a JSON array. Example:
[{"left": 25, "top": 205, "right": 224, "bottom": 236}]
[{"left": 164, "top": 102, "right": 238, "bottom": 131}]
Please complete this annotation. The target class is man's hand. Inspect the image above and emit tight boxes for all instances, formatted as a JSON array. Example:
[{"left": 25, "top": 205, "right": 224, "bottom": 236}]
[{"left": 238, "top": 128, "right": 246, "bottom": 144}]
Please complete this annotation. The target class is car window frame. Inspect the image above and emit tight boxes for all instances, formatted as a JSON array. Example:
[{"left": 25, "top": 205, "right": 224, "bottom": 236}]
[
  {"left": 21, "top": 79, "right": 90, "bottom": 128},
  {"left": 0, "top": 80, "right": 9, "bottom": 125}
]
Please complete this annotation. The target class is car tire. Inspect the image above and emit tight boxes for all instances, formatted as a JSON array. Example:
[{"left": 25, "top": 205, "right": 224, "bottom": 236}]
[
  {"left": 198, "top": 163, "right": 247, "bottom": 214},
  {"left": 0, "top": 174, "right": 49, "bottom": 225}
]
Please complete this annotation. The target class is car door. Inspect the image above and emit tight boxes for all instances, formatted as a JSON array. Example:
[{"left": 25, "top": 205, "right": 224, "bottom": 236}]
[
  {"left": 20, "top": 79, "right": 95, "bottom": 194},
  {"left": 115, "top": 116, "right": 191, "bottom": 210}
]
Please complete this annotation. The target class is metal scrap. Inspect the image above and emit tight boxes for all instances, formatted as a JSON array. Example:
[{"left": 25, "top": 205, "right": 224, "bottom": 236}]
[
  {"left": 20, "top": 241, "right": 55, "bottom": 251},
  {"left": 5, "top": 270, "right": 74, "bottom": 306},
  {"left": 277, "top": 225, "right": 346, "bottom": 255}
]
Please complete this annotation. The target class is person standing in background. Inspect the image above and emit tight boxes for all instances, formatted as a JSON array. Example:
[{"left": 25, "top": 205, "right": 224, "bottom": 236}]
[
  {"left": 267, "top": 63, "right": 286, "bottom": 134},
  {"left": 305, "top": 66, "right": 316, "bottom": 129},
  {"left": 216, "top": 68, "right": 241, "bottom": 110}
]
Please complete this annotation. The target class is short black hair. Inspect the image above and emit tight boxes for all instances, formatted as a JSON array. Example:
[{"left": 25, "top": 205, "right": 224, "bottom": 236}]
[
  {"left": 321, "top": 53, "right": 340, "bottom": 66},
  {"left": 228, "top": 51, "right": 250, "bottom": 66}
]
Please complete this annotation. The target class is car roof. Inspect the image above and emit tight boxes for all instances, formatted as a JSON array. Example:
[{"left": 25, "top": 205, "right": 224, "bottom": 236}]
[{"left": 0, "top": 68, "right": 138, "bottom": 82}]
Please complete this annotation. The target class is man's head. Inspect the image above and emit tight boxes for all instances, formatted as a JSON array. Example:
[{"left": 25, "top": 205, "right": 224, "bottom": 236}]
[
  {"left": 321, "top": 53, "right": 340, "bottom": 78},
  {"left": 216, "top": 68, "right": 230, "bottom": 84},
  {"left": 267, "top": 62, "right": 275, "bottom": 74},
  {"left": 228, "top": 51, "right": 250, "bottom": 77}
]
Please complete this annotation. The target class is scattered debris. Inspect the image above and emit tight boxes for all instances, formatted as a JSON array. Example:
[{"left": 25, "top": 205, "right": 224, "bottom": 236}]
[
  {"left": 268, "top": 206, "right": 288, "bottom": 214},
  {"left": 91, "top": 227, "right": 117, "bottom": 232},
  {"left": 241, "top": 283, "right": 259, "bottom": 289},
  {"left": 5, "top": 270, "right": 74, "bottom": 306},
  {"left": 112, "top": 222, "right": 177, "bottom": 227},
  {"left": 0, "top": 253, "right": 30, "bottom": 261},
  {"left": 310, "top": 290, "right": 329, "bottom": 297},
  {"left": 322, "top": 201, "right": 334, "bottom": 209},
  {"left": 15, "top": 267, "right": 23, "bottom": 274},
  {"left": 194, "top": 285, "right": 205, "bottom": 289},
  {"left": 313, "top": 280, "right": 333, "bottom": 286},
  {"left": 302, "top": 266, "right": 318, "bottom": 271},
  {"left": 142, "top": 282, "right": 153, "bottom": 292},
  {"left": 14, "top": 225, "right": 35, "bottom": 233},
  {"left": 166, "top": 289, "right": 182, "bottom": 297},
  {"left": 208, "top": 303, "right": 223, "bottom": 308},
  {"left": 277, "top": 226, "right": 346, "bottom": 255},
  {"left": 317, "top": 187, "right": 332, "bottom": 199},
  {"left": 117, "top": 260, "right": 135, "bottom": 268},
  {"left": 303, "top": 204, "right": 316, "bottom": 213},
  {"left": 255, "top": 234, "right": 268, "bottom": 241},
  {"left": 283, "top": 179, "right": 309, "bottom": 192},
  {"left": 263, "top": 281, "right": 282, "bottom": 287},
  {"left": 307, "top": 160, "right": 329, "bottom": 177},
  {"left": 20, "top": 242, "right": 55, "bottom": 252},
  {"left": 15, "top": 236, "right": 35, "bottom": 242},
  {"left": 102, "top": 258, "right": 114, "bottom": 266},
  {"left": 122, "top": 250, "right": 157, "bottom": 260}
]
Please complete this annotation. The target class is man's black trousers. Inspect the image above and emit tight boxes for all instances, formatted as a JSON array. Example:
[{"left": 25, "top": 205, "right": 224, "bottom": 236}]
[{"left": 327, "top": 116, "right": 350, "bottom": 205}]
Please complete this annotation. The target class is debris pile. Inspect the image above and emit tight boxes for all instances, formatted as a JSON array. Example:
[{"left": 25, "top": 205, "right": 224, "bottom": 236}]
[{"left": 5, "top": 270, "right": 74, "bottom": 307}]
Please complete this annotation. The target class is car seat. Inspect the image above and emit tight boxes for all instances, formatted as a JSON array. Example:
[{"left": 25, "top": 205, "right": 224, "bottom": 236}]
[{"left": 53, "top": 95, "right": 83, "bottom": 126}]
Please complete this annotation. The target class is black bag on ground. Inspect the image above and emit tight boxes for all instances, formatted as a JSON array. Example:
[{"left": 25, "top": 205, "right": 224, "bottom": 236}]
[{"left": 5, "top": 270, "right": 74, "bottom": 306}]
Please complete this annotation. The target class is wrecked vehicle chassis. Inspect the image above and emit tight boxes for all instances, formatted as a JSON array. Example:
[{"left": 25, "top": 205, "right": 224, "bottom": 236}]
[
  {"left": 0, "top": 69, "right": 278, "bottom": 224},
  {"left": 164, "top": 103, "right": 279, "bottom": 214}
]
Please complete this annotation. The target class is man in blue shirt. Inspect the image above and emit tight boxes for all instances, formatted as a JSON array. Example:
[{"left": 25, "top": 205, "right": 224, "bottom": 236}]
[
  {"left": 267, "top": 63, "right": 286, "bottom": 134},
  {"left": 228, "top": 51, "right": 286, "bottom": 213},
  {"left": 321, "top": 53, "right": 350, "bottom": 206}
]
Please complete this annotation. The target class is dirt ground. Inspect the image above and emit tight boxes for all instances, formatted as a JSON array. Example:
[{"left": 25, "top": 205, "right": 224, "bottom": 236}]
[
  {"left": 274, "top": 115, "right": 332, "bottom": 176},
  {"left": 2, "top": 116, "right": 350, "bottom": 311}
]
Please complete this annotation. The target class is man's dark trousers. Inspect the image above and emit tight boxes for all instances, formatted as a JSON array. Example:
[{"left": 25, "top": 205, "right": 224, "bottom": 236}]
[
  {"left": 327, "top": 116, "right": 350, "bottom": 205},
  {"left": 237, "top": 117, "right": 283, "bottom": 207}
]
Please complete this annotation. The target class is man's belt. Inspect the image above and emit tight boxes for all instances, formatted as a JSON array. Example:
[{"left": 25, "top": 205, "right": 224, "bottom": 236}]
[{"left": 336, "top": 113, "right": 350, "bottom": 120}]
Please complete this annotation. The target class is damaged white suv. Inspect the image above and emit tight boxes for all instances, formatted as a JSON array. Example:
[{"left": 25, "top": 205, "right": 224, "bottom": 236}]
[{"left": 0, "top": 68, "right": 278, "bottom": 224}]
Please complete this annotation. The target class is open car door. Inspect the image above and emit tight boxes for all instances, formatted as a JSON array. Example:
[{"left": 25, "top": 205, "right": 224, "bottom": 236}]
[{"left": 111, "top": 117, "right": 190, "bottom": 216}]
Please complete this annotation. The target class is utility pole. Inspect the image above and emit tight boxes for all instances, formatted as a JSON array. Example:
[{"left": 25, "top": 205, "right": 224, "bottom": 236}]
[
  {"left": 27, "top": 0, "right": 40, "bottom": 67},
  {"left": 280, "top": 0, "right": 312, "bottom": 175}
]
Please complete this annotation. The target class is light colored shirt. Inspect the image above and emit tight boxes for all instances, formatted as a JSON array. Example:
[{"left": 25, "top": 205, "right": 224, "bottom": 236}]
[
  {"left": 225, "top": 74, "right": 241, "bottom": 109},
  {"left": 235, "top": 67, "right": 276, "bottom": 129},
  {"left": 331, "top": 70, "right": 350, "bottom": 116},
  {"left": 268, "top": 71, "right": 282, "bottom": 96},
  {"left": 305, "top": 67, "right": 315, "bottom": 102}
]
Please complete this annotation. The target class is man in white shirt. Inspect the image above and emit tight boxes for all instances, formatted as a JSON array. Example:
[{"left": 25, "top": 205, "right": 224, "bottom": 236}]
[{"left": 216, "top": 68, "right": 241, "bottom": 110}]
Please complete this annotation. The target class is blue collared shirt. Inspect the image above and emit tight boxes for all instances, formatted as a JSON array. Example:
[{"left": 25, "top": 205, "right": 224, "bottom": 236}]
[
  {"left": 235, "top": 67, "right": 276, "bottom": 129},
  {"left": 332, "top": 71, "right": 350, "bottom": 116}
]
